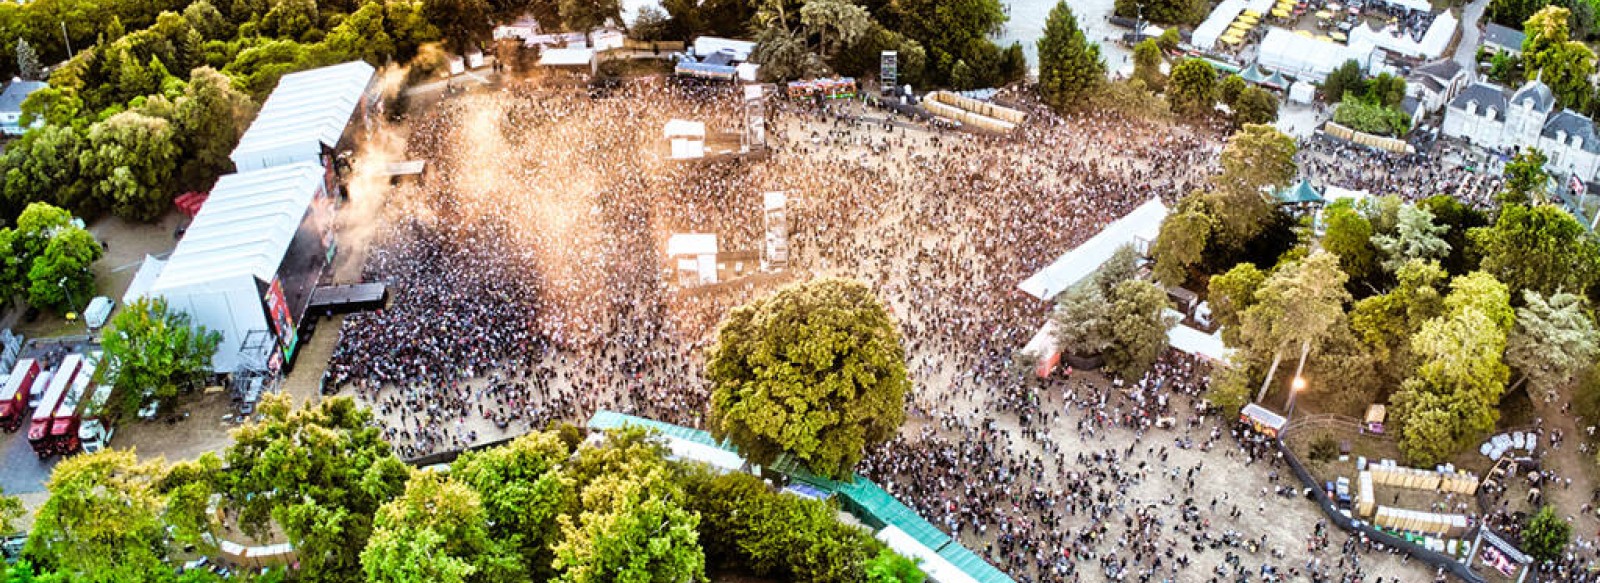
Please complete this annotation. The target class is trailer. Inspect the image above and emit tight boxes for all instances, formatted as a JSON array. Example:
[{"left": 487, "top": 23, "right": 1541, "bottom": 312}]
[
  {"left": 47, "top": 369, "right": 93, "bottom": 457},
  {"left": 28, "top": 354, "right": 80, "bottom": 457},
  {"left": 0, "top": 359, "right": 40, "bottom": 432}
]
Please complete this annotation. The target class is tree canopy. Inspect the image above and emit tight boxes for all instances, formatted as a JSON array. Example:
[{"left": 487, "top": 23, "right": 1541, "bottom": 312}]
[
  {"left": 707, "top": 278, "right": 910, "bottom": 479},
  {"left": 1036, "top": 1, "right": 1105, "bottom": 112},
  {"left": 100, "top": 297, "right": 222, "bottom": 417}
]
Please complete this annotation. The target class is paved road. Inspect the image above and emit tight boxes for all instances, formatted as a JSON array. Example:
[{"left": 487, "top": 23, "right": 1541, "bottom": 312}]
[{"left": 1455, "top": 0, "right": 1490, "bottom": 70}]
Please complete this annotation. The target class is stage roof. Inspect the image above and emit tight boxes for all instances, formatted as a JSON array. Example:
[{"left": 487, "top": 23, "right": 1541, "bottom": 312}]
[
  {"left": 152, "top": 163, "right": 325, "bottom": 291},
  {"left": 231, "top": 61, "right": 375, "bottom": 169},
  {"left": 1018, "top": 198, "right": 1168, "bottom": 301}
]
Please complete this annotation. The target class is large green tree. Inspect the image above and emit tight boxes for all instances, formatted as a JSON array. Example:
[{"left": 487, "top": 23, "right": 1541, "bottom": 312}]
[
  {"left": 221, "top": 395, "right": 411, "bottom": 583},
  {"left": 1506, "top": 290, "right": 1600, "bottom": 401},
  {"left": 1470, "top": 203, "right": 1600, "bottom": 299},
  {"left": 1391, "top": 272, "right": 1514, "bottom": 465},
  {"left": 686, "top": 471, "right": 882, "bottom": 581},
  {"left": 80, "top": 111, "right": 182, "bottom": 222},
  {"left": 100, "top": 297, "right": 222, "bottom": 416},
  {"left": 1232, "top": 86, "right": 1278, "bottom": 126},
  {"left": 1321, "top": 199, "right": 1378, "bottom": 291},
  {"left": 1523, "top": 505, "right": 1573, "bottom": 562},
  {"left": 1150, "top": 196, "right": 1215, "bottom": 286},
  {"left": 1208, "top": 124, "right": 1296, "bottom": 246},
  {"left": 1524, "top": 6, "right": 1596, "bottom": 110},
  {"left": 1166, "top": 58, "right": 1215, "bottom": 116},
  {"left": 25, "top": 223, "right": 101, "bottom": 314},
  {"left": 1349, "top": 259, "right": 1448, "bottom": 385},
  {"left": 1239, "top": 251, "right": 1351, "bottom": 402},
  {"left": 362, "top": 471, "right": 518, "bottom": 583},
  {"left": 450, "top": 430, "right": 577, "bottom": 579},
  {"left": 1036, "top": 0, "right": 1104, "bottom": 112},
  {"left": 1502, "top": 148, "right": 1551, "bottom": 206},
  {"left": 1321, "top": 59, "right": 1366, "bottom": 103},
  {"left": 889, "top": 0, "right": 1010, "bottom": 86},
  {"left": 1207, "top": 262, "right": 1265, "bottom": 345},
  {"left": 1372, "top": 203, "right": 1450, "bottom": 274},
  {"left": 799, "top": 0, "right": 871, "bottom": 59},
  {"left": 27, "top": 450, "right": 170, "bottom": 582},
  {"left": 706, "top": 279, "right": 909, "bottom": 479},
  {"left": 553, "top": 430, "right": 705, "bottom": 583},
  {"left": 1104, "top": 279, "right": 1175, "bottom": 380}
]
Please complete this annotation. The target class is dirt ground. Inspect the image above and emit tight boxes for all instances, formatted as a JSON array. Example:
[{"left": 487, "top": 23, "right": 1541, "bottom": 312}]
[
  {"left": 5, "top": 212, "right": 183, "bottom": 340},
  {"left": 113, "top": 390, "right": 242, "bottom": 464}
]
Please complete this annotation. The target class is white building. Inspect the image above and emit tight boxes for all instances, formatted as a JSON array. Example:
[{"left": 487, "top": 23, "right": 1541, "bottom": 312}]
[
  {"left": 1406, "top": 59, "right": 1470, "bottom": 115},
  {"left": 0, "top": 80, "right": 46, "bottom": 136},
  {"left": 1442, "top": 79, "right": 1600, "bottom": 180}
]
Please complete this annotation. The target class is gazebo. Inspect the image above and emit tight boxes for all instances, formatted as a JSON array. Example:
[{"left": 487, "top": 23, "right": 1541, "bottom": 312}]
[
  {"left": 1276, "top": 179, "right": 1325, "bottom": 216},
  {"left": 1239, "top": 62, "right": 1268, "bottom": 84}
]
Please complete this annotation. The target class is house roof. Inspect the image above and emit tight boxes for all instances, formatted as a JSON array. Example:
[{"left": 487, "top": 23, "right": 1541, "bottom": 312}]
[
  {"left": 150, "top": 163, "right": 325, "bottom": 291},
  {"left": 1511, "top": 80, "right": 1555, "bottom": 112},
  {"left": 1413, "top": 59, "right": 1463, "bottom": 82},
  {"left": 1484, "top": 23, "right": 1526, "bottom": 50},
  {"left": 1543, "top": 110, "right": 1600, "bottom": 154},
  {"left": 1412, "top": 76, "right": 1445, "bottom": 94},
  {"left": 0, "top": 80, "right": 47, "bottom": 113},
  {"left": 230, "top": 61, "right": 375, "bottom": 165},
  {"left": 1450, "top": 82, "right": 1508, "bottom": 120}
]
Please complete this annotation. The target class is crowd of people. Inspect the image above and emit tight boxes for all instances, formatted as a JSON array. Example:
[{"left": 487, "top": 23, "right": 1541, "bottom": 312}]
[{"left": 315, "top": 72, "right": 1576, "bottom": 581}]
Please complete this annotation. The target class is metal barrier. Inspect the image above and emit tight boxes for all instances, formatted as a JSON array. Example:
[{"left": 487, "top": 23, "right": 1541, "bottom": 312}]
[{"left": 1275, "top": 438, "right": 1487, "bottom": 583}]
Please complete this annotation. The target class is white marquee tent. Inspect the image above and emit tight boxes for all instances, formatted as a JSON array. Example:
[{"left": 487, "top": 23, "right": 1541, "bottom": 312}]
[
  {"left": 1348, "top": 10, "right": 1456, "bottom": 60},
  {"left": 538, "top": 47, "right": 596, "bottom": 68},
  {"left": 1164, "top": 309, "right": 1233, "bottom": 362},
  {"left": 230, "top": 61, "right": 376, "bottom": 172},
  {"left": 1256, "top": 27, "right": 1377, "bottom": 82},
  {"left": 1018, "top": 198, "right": 1168, "bottom": 301},
  {"left": 692, "top": 36, "right": 756, "bottom": 61},
  {"left": 136, "top": 163, "right": 327, "bottom": 372}
]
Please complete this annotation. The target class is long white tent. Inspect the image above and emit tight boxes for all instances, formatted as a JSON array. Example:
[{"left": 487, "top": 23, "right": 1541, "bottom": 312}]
[
  {"left": 138, "top": 163, "right": 327, "bottom": 372},
  {"left": 1256, "top": 27, "right": 1377, "bottom": 82},
  {"left": 230, "top": 60, "right": 376, "bottom": 172},
  {"left": 1164, "top": 309, "right": 1232, "bottom": 362},
  {"left": 1018, "top": 198, "right": 1168, "bottom": 301}
]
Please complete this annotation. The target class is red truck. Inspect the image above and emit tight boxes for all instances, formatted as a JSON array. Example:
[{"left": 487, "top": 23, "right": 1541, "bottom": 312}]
[
  {"left": 29, "top": 354, "right": 80, "bottom": 458},
  {"left": 46, "top": 370, "right": 93, "bottom": 457},
  {"left": 0, "top": 359, "right": 40, "bottom": 432}
]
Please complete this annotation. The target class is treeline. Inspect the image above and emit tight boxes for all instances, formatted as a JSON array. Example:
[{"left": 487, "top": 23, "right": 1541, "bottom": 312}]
[{"left": 7, "top": 395, "right": 925, "bottom": 583}]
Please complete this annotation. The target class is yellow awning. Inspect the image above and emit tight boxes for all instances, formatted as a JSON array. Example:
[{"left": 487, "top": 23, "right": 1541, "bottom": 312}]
[
  {"left": 1221, "top": 35, "right": 1245, "bottom": 45},
  {"left": 1237, "top": 14, "right": 1260, "bottom": 23},
  {"left": 1317, "top": 35, "right": 1334, "bottom": 42},
  {"left": 1314, "top": 10, "right": 1333, "bottom": 18},
  {"left": 1271, "top": 8, "right": 1291, "bottom": 17},
  {"left": 1296, "top": 30, "right": 1314, "bottom": 37},
  {"left": 1243, "top": 9, "right": 1261, "bottom": 16},
  {"left": 1331, "top": 31, "right": 1348, "bottom": 41}
]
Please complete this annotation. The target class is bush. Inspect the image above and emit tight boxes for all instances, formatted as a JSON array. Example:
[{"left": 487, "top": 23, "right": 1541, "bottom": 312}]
[
  {"left": 1308, "top": 435, "right": 1339, "bottom": 462},
  {"left": 1333, "top": 96, "right": 1410, "bottom": 136}
]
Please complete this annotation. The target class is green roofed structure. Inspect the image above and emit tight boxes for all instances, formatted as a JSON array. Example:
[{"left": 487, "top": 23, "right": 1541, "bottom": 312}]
[
  {"left": 1276, "top": 179, "right": 1324, "bottom": 205},
  {"left": 1239, "top": 62, "right": 1267, "bottom": 84}
]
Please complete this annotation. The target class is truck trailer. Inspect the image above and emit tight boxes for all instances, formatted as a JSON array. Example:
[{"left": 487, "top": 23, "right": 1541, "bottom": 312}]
[
  {"left": 0, "top": 359, "right": 40, "bottom": 432},
  {"left": 45, "top": 371, "right": 92, "bottom": 457},
  {"left": 28, "top": 354, "right": 80, "bottom": 458}
]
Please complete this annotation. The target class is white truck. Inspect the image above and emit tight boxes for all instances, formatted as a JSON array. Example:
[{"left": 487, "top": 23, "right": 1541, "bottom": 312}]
[{"left": 77, "top": 352, "right": 115, "bottom": 454}]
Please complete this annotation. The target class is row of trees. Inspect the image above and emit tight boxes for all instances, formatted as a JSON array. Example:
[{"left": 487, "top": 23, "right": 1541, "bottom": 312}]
[
  {"left": 1162, "top": 129, "right": 1600, "bottom": 464},
  {"left": 747, "top": 0, "right": 1026, "bottom": 89},
  {"left": 1323, "top": 60, "right": 1410, "bottom": 136},
  {"left": 15, "top": 395, "right": 925, "bottom": 583}
]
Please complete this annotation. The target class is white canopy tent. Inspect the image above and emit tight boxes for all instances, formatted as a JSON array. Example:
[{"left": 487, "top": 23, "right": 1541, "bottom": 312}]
[
  {"left": 1379, "top": 0, "right": 1432, "bottom": 12},
  {"left": 1256, "top": 28, "right": 1376, "bottom": 82},
  {"left": 1018, "top": 198, "right": 1168, "bottom": 301},
  {"left": 666, "top": 233, "right": 718, "bottom": 284},
  {"left": 1348, "top": 10, "right": 1455, "bottom": 60},
  {"left": 663, "top": 119, "right": 705, "bottom": 138},
  {"left": 1192, "top": 0, "right": 1249, "bottom": 51},
  {"left": 538, "top": 47, "right": 596, "bottom": 67},
  {"left": 138, "top": 163, "right": 328, "bottom": 372},
  {"left": 1289, "top": 81, "right": 1317, "bottom": 104},
  {"left": 1165, "top": 311, "right": 1232, "bottom": 362},
  {"left": 664, "top": 437, "right": 745, "bottom": 472},
  {"left": 230, "top": 61, "right": 375, "bottom": 172},
  {"left": 692, "top": 36, "right": 756, "bottom": 61},
  {"left": 875, "top": 526, "right": 976, "bottom": 583}
]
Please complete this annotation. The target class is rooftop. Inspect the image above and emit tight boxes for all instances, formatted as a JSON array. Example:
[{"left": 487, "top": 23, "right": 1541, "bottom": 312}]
[{"left": 150, "top": 163, "right": 326, "bottom": 291}]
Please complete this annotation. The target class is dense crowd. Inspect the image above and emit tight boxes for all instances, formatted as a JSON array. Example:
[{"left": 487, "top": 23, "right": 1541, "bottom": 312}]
[{"left": 319, "top": 75, "right": 1502, "bottom": 581}]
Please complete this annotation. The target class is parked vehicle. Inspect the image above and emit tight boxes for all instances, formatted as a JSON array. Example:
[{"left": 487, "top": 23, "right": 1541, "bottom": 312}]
[
  {"left": 28, "top": 354, "right": 80, "bottom": 458},
  {"left": 0, "top": 359, "right": 40, "bottom": 432},
  {"left": 78, "top": 382, "right": 116, "bottom": 454}
]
